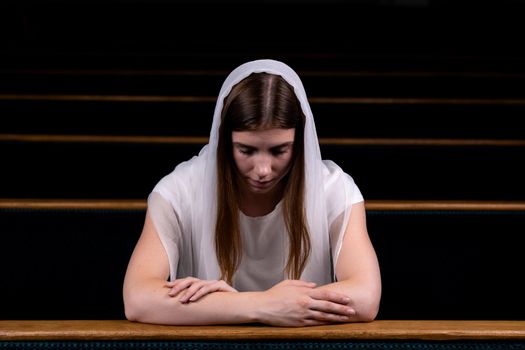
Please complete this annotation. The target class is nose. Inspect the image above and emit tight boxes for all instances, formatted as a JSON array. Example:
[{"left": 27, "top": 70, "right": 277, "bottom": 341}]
[{"left": 254, "top": 154, "right": 271, "bottom": 179}]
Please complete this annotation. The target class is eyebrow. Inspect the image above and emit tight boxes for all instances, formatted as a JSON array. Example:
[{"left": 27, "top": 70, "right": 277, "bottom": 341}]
[{"left": 232, "top": 142, "right": 294, "bottom": 150}]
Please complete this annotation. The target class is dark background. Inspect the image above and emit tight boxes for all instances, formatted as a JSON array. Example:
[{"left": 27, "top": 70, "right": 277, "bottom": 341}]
[{"left": 1, "top": 0, "right": 524, "bottom": 321}]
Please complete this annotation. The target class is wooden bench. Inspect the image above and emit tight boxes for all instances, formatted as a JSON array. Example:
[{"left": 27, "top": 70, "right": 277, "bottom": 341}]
[{"left": 1, "top": 320, "right": 524, "bottom": 349}]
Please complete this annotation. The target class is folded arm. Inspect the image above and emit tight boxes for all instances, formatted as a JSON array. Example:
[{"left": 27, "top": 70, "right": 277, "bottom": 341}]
[
  {"left": 123, "top": 210, "right": 355, "bottom": 326},
  {"left": 123, "top": 210, "right": 259, "bottom": 325},
  {"left": 316, "top": 201, "right": 382, "bottom": 321}
]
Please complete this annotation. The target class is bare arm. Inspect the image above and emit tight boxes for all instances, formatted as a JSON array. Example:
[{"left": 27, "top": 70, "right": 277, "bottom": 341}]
[
  {"left": 123, "top": 210, "right": 261, "bottom": 325},
  {"left": 316, "top": 201, "right": 382, "bottom": 322},
  {"left": 123, "top": 210, "right": 355, "bottom": 326}
]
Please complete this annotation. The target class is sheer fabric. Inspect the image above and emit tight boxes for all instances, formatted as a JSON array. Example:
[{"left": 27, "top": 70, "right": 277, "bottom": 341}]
[{"left": 149, "top": 59, "right": 363, "bottom": 289}]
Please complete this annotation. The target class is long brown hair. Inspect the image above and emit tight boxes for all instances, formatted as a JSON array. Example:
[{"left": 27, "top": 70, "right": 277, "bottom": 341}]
[{"left": 215, "top": 72, "right": 310, "bottom": 284}]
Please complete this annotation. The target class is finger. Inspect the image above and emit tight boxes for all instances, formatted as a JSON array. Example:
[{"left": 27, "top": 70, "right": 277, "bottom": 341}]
[
  {"left": 282, "top": 279, "right": 317, "bottom": 288},
  {"left": 309, "top": 289, "right": 352, "bottom": 305},
  {"left": 180, "top": 280, "right": 214, "bottom": 302},
  {"left": 217, "top": 281, "right": 238, "bottom": 293},
  {"left": 165, "top": 280, "right": 187, "bottom": 288},
  {"left": 167, "top": 278, "right": 199, "bottom": 297},
  {"left": 168, "top": 286, "right": 185, "bottom": 297},
  {"left": 307, "top": 309, "right": 354, "bottom": 324},
  {"left": 168, "top": 284, "right": 189, "bottom": 297},
  {"left": 188, "top": 282, "right": 222, "bottom": 302},
  {"left": 183, "top": 280, "right": 237, "bottom": 302},
  {"left": 165, "top": 277, "right": 198, "bottom": 288},
  {"left": 299, "top": 280, "right": 317, "bottom": 288},
  {"left": 168, "top": 283, "right": 192, "bottom": 297},
  {"left": 299, "top": 317, "right": 332, "bottom": 326},
  {"left": 308, "top": 299, "right": 356, "bottom": 317},
  {"left": 189, "top": 281, "right": 238, "bottom": 301}
]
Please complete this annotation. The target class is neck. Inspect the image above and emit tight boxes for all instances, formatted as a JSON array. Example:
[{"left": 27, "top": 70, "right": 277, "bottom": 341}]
[{"left": 238, "top": 182, "right": 285, "bottom": 217}]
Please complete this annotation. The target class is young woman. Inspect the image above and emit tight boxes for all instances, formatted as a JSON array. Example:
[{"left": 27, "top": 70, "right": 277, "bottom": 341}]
[{"left": 123, "top": 59, "right": 381, "bottom": 326}]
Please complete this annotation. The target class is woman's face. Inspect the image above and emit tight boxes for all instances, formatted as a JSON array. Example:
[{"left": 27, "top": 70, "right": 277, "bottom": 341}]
[{"left": 232, "top": 128, "right": 295, "bottom": 195}]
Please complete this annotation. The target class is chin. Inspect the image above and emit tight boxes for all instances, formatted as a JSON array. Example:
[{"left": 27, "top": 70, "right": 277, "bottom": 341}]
[
  {"left": 248, "top": 182, "right": 278, "bottom": 194},
  {"left": 249, "top": 186, "right": 273, "bottom": 194}
]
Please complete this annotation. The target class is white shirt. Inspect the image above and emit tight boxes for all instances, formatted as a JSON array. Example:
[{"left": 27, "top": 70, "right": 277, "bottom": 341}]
[
  {"left": 147, "top": 60, "right": 364, "bottom": 286},
  {"left": 148, "top": 159, "right": 363, "bottom": 291}
]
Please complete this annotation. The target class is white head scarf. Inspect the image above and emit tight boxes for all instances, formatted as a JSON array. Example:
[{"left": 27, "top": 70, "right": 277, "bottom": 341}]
[{"left": 152, "top": 59, "right": 356, "bottom": 286}]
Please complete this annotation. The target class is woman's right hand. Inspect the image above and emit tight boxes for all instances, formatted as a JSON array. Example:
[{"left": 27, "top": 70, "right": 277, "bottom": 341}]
[
  {"left": 165, "top": 277, "right": 237, "bottom": 303},
  {"left": 256, "top": 280, "right": 356, "bottom": 326}
]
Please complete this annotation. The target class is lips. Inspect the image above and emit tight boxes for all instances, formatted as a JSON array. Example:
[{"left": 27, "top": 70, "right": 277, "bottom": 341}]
[{"left": 248, "top": 179, "right": 273, "bottom": 189}]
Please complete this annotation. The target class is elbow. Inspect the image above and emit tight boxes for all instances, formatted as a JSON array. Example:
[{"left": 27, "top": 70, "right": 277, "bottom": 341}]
[
  {"left": 124, "top": 305, "right": 139, "bottom": 323},
  {"left": 123, "top": 287, "right": 187, "bottom": 325},
  {"left": 356, "top": 283, "right": 382, "bottom": 322},
  {"left": 123, "top": 294, "right": 141, "bottom": 322},
  {"left": 357, "top": 300, "right": 380, "bottom": 322},
  {"left": 123, "top": 289, "right": 149, "bottom": 323}
]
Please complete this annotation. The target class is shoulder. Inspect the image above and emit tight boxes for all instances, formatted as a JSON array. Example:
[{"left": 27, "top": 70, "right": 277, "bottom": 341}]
[
  {"left": 322, "top": 160, "right": 364, "bottom": 206},
  {"left": 152, "top": 155, "right": 204, "bottom": 208},
  {"left": 321, "top": 160, "right": 355, "bottom": 188}
]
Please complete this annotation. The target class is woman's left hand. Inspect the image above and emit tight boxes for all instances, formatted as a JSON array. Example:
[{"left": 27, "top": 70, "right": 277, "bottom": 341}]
[{"left": 165, "top": 277, "right": 238, "bottom": 303}]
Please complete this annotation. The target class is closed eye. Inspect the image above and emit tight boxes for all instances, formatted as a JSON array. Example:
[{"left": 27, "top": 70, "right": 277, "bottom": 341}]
[
  {"left": 271, "top": 149, "right": 286, "bottom": 156},
  {"left": 235, "top": 145, "right": 255, "bottom": 155},
  {"left": 270, "top": 145, "right": 292, "bottom": 156},
  {"left": 239, "top": 148, "right": 254, "bottom": 155}
]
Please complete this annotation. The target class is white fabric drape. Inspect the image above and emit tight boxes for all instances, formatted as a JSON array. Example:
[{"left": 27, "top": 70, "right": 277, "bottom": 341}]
[{"left": 149, "top": 59, "right": 362, "bottom": 288}]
